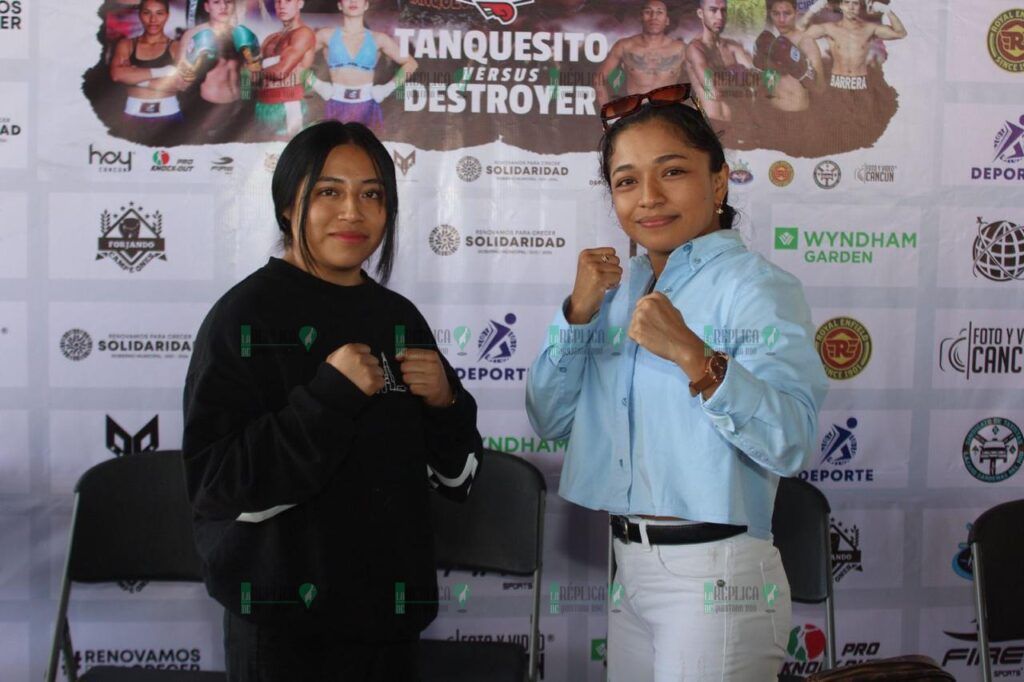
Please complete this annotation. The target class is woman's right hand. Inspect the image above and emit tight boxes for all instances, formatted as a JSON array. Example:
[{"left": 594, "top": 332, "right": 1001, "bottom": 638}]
[
  {"left": 326, "top": 344, "right": 385, "bottom": 396},
  {"left": 566, "top": 248, "right": 622, "bottom": 324}
]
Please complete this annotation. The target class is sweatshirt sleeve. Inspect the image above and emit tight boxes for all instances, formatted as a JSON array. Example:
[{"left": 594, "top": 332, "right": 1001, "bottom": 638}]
[
  {"left": 409, "top": 308, "right": 484, "bottom": 502},
  {"left": 181, "top": 305, "right": 371, "bottom": 521}
]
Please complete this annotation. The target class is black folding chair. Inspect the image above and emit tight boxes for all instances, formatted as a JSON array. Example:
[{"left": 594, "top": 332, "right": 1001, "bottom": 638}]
[
  {"left": 773, "top": 477, "right": 836, "bottom": 680},
  {"left": 45, "top": 450, "right": 226, "bottom": 682},
  {"left": 971, "top": 499, "right": 1024, "bottom": 682},
  {"left": 419, "top": 449, "right": 547, "bottom": 682}
]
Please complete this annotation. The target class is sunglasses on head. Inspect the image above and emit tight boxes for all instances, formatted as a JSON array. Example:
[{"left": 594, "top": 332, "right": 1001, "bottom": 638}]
[{"left": 599, "top": 83, "right": 709, "bottom": 131}]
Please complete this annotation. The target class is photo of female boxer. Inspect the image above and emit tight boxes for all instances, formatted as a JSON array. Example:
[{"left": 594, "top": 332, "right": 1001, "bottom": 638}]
[
  {"left": 108, "top": 0, "right": 184, "bottom": 145},
  {"left": 183, "top": 120, "right": 482, "bottom": 681},
  {"left": 526, "top": 84, "right": 828, "bottom": 681}
]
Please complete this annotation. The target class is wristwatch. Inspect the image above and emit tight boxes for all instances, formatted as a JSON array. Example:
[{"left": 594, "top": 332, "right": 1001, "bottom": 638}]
[{"left": 689, "top": 351, "right": 729, "bottom": 397}]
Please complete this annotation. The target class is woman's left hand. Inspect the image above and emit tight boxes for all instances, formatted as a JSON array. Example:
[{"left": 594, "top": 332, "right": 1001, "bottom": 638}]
[
  {"left": 628, "top": 293, "right": 705, "bottom": 372},
  {"left": 399, "top": 349, "right": 454, "bottom": 408}
]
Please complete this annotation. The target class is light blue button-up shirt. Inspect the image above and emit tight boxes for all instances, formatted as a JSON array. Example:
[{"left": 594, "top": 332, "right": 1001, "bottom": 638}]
[{"left": 525, "top": 230, "right": 828, "bottom": 539}]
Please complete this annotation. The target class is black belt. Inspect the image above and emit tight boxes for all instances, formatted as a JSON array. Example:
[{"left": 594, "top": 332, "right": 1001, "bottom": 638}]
[{"left": 611, "top": 515, "right": 747, "bottom": 545}]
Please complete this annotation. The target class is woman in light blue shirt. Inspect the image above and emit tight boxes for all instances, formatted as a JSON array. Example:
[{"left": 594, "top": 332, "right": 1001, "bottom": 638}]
[{"left": 525, "top": 84, "right": 829, "bottom": 681}]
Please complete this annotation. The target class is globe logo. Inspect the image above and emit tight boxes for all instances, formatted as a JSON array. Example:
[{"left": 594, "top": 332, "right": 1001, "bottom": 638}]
[{"left": 973, "top": 218, "right": 1024, "bottom": 282}]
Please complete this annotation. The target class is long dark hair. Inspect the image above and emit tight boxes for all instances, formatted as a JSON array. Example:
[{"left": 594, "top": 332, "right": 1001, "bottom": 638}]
[
  {"left": 598, "top": 102, "right": 737, "bottom": 230},
  {"left": 272, "top": 120, "right": 399, "bottom": 284}
]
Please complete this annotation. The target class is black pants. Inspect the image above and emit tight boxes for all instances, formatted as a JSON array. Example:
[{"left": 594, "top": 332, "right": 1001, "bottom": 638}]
[{"left": 223, "top": 610, "right": 420, "bottom": 681}]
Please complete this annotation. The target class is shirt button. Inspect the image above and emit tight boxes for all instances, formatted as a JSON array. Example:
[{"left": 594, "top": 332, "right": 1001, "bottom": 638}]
[
  {"left": 619, "top": 459, "right": 624, "bottom": 467},
  {"left": 621, "top": 398, "right": 627, "bottom": 406},
  {"left": 683, "top": 244, "right": 692, "bottom": 252},
  {"left": 693, "top": 257, "right": 702, "bottom": 265},
  {"left": 558, "top": 367, "right": 567, "bottom": 374}
]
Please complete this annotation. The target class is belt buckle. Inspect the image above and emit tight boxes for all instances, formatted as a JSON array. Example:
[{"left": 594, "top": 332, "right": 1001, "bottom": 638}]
[
  {"left": 344, "top": 88, "right": 361, "bottom": 100},
  {"left": 616, "top": 516, "right": 630, "bottom": 544}
]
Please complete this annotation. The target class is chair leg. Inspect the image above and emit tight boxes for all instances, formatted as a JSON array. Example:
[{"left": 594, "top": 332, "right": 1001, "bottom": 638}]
[{"left": 972, "top": 543, "right": 992, "bottom": 682}]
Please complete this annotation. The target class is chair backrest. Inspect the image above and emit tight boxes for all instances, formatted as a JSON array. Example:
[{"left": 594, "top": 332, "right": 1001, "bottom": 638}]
[
  {"left": 772, "top": 477, "right": 833, "bottom": 604},
  {"left": 69, "top": 450, "right": 204, "bottom": 582},
  {"left": 969, "top": 499, "right": 1024, "bottom": 642},
  {"left": 429, "top": 449, "right": 546, "bottom": 575}
]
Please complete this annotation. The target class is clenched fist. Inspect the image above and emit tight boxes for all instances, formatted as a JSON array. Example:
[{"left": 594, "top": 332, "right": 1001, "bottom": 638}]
[
  {"left": 326, "top": 343, "right": 385, "bottom": 396},
  {"left": 628, "top": 292, "right": 705, "bottom": 376},
  {"left": 398, "top": 348, "right": 454, "bottom": 408},
  {"left": 567, "top": 248, "right": 623, "bottom": 324}
]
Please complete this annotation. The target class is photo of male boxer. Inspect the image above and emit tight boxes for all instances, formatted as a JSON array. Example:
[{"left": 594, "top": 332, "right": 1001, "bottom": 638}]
[
  {"left": 595, "top": 1, "right": 688, "bottom": 106},
  {"left": 254, "top": 0, "right": 316, "bottom": 139},
  {"left": 686, "top": 0, "right": 758, "bottom": 148},
  {"left": 798, "top": 0, "right": 905, "bottom": 152},
  {"left": 753, "top": 0, "right": 827, "bottom": 156}
]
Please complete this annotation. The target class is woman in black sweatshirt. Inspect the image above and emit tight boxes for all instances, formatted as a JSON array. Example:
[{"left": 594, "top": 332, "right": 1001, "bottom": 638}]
[{"left": 182, "top": 121, "right": 482, "bottom": 681}]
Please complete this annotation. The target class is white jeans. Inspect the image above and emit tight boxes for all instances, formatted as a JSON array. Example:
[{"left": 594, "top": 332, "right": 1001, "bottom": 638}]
[{"left": 609, "top": 532, "right": 791, "bottom": 682}]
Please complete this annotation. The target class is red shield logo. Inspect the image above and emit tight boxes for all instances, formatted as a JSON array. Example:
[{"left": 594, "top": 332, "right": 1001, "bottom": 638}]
[{"left": 456, "top": 0, "right": 534, "bottom": 26}]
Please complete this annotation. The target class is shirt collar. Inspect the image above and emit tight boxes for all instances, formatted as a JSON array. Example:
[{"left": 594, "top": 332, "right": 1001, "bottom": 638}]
[{"left": 629, "top": 229, "right": 746, "bottom": 279}]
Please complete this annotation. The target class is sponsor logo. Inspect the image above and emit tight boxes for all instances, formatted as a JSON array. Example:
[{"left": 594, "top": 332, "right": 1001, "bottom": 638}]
[
  {"left": 60, "top": 329, "right": 93, "bottom": 361},
  {"left": 452, "top": 314, "right": 527, "bottom": 382},
  {"left": 941, "top": 625, "right": 1024, "bottom": 671},
  {"left": 454, "top": 0, "right": 533, "bottom": 26},
  {"left": 210, "top": 156, "right": 234, "bottom": 174},
  {"left": 97, "top": 202, "right": 166, "bottom": 273},
  {"left": 590, "top": 639, "right": 607, "bottom": 662},
  {"left": 784, "top": 624, "right": 827, "bottom": 672},
  {"left": 856, "top": 163, "right": 896, "bottom": 183},
  {"left": 952, "top": 523, "right": 973, "bottom": 581},
  {"left": 88, "top": 144, "right": 133, "bottom": 173},
  {"left": 69, "top": 648, "right": 203, "bottom": 674},
  {"left": 813, "top": 160, "right": 841, "bottom": 189},
  {"left": 106, "top": 415, "right": 159, "bottom": 457},
  {"left": 988, "top": 10, "right": 1024, "bottom": 74},
  {"left": 773, "top": 226, "right": 917, "bottom": 264},
  {"left": 456, "top": 155, "right": 483, "bottom": 182},
  {"left": 462, "top": 227, "right": 567, "bottom": 254},
  {"left": 962, "top": 416, "right": 1024, "bottom": 483},
  {"left": 769, "top": 160, "right": 794, "bottom": 187},
  {"left": 0, "top": 114, "right": 21, "bottom": 141},
  {"left": 393, "top": 148, "right": 416, "bottom": 176},
  {"left": 729, "top": 158, "right": 754, "bottom": 185},
  {"left": 799, "top": 417, "right": 875, "bottom": 483},
  {"left": 485, "top": 159, "right": 569, "bottom": 181},
  {"left": 444, "top": 628, "right": 550, "bottom": 679},
  {"left": 973, "top": 115, "right": 1024, "bottom": 181},
  {"left": 830, "top": 517, "right": 863, "bottom": 582},
  {"left": 482, "top": 435, "right": 567, "bottom": 454},
  {"left": 264, "top": 153, "right": 279, "bottom": 173},
  {"left": 938, "top": 322, "right": 1024, "bottom": 379},
  {"left": 428, "top": 224, "right": 461, "bottom": 256},
  {"left": 106, "top": 414, "right": 159, "bottom": 592},
  {"left": 59, "top": 329, "right": 193, "bottom": 361},
  {"left": 972, "top": 218, "right": 1024, "bottom": 282},
  {"left": 815, "top": 317, "right": 872, "bottom": 380},
  {"left": 0, "top": 1, "right": 22, "bottom": 31},
  {"left": 150, "top": 150, "right": 194, "bottom": 173}
]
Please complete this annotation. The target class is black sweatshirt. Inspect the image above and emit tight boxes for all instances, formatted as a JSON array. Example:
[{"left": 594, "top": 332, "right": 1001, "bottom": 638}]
[{"left": 182, "top": 257, "right": 482, "bottom": 640}]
